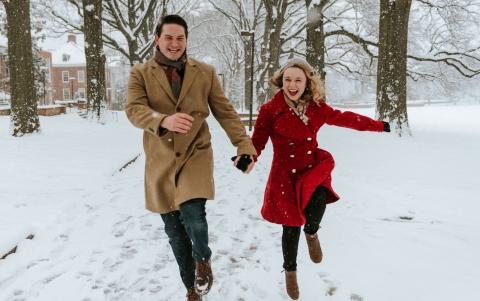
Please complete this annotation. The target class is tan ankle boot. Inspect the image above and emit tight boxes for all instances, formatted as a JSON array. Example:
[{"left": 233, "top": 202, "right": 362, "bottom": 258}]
[
  {"left": 305, "top": 233, "right": 323, "bottom": 263},
  {"left": 285, "top": 271, "right": 299, "bottom": 300}
]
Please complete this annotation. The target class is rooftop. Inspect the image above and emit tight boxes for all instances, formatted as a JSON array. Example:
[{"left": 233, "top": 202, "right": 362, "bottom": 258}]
[{"left": 51, "top": 34, "right": 86, "bottom": 67}]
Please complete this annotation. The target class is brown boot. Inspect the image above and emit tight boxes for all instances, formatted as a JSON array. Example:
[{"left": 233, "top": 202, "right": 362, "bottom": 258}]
[
  {"left": 285, "top": 271, "right": 299, "bottom": 300},
  {"left": 186, "top": 287, "right": 202, "bottom": 301},
  {"left": 195, "top": 260, "right": 213, "bottom": 295},
  {"left": 305, "top": 232, "right": 323, "bottom": 263}
]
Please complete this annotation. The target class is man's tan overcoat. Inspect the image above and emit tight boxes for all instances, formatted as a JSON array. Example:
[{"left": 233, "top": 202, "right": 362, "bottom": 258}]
[{"left": 126, "top": 57, "right": 256, "bottom": 213}]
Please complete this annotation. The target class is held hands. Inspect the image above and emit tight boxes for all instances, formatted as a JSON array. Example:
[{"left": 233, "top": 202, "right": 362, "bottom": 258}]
[
  {"left": 382, "top": 121, "right": 391, "bottom": 132},
  {"left": 231, "top": 154, "right": 255, "bottom": 174},
  {"left": 160, "top": 113, "right": 194, "bottom": 134}
]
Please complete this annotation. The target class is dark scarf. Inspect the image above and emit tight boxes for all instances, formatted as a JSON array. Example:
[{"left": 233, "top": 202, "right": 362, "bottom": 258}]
[{"left": 154, "top": 46, "right": 187, "bottom": 99}]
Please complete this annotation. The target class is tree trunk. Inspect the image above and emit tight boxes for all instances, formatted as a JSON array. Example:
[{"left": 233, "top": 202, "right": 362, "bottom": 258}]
[
  {"left": 306, "top": 0, "right": 326, "bottom": 80},
  {"left": 376, "top": 0, "right": 412, "bottom": 136},
  {"left": 266, "top": 1, "right": 288, "bottom": 82},
  {"left": 244, "top": 40, "right": 253, "bottom": 111},
  {"left": 2, "top": 0, "right": 40, "bottom": 136},
  {"left": 258, "top": 0, "right": 289, "bottom": 101},
  {"left": 83, "top": 0, "right": 106, "bottom": 121},
  {"left": 255, "top": 1, "right": 274, "bottom": 106}
]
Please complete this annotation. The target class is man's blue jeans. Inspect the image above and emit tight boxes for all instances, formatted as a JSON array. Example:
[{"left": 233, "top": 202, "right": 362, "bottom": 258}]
[{"left": 160, "top": 198, "right": 212, "bottom": 289}]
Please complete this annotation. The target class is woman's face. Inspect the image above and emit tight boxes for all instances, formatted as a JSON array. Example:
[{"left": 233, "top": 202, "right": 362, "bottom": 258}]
[{"left": 282, "top": 67, "right": 307, "bottom": 102}]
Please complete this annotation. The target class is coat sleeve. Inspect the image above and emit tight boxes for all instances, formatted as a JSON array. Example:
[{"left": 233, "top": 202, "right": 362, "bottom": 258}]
[
  {"left": 322, "top": 102, "right": 384, "bottom": 132},
  {"left": 125, "top": 65, "right": 168, "bottom": 136},
  {"left": 208, "top": 67, "right": 257, "bottom": 156},
  {"left": 251, "top": 104, "right": 274, "bottom": 159}
]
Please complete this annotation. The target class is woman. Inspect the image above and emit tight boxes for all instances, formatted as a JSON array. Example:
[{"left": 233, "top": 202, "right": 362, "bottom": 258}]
[{"left": 251, "top": 58, "right": 389, "bottom": 300}]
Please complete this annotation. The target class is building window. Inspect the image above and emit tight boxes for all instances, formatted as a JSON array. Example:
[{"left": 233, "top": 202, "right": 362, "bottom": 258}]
[
  {"left": 62, "top": 54, "right": 70, "bottom": 62},
  {"left": 62, "top": 71, "right": 69, "bottom": 83},
  {"left": 77, "top": 88, "right": 85, "bottom": 99},
  {"left": 63, "top": 89, "right": 70, "bottom": 100},
  {"left": 77, "top": 70, "right": 85, "bottom": 83}
]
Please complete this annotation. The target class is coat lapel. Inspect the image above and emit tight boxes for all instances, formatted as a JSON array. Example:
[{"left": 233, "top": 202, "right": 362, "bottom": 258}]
[
  {"left": 177, "top": 58, "right": 198, "bottom": 106},
  {"left": 274, "top": 92, "right": 315, "bottom": 137},
  {"left": 147, "top": 59, "right": 176, "bottom": 104},
  {"left": 305, "top": 103, "right": 322, "bottom": 133}
]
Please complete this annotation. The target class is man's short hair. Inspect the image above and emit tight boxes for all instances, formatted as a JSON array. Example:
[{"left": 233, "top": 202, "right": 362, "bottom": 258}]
[{"left": 155, "top": 15, "right": 188, "bottom": 38}]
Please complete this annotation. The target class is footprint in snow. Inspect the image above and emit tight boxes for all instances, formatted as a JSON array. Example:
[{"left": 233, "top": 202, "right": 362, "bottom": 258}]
[
  {"left": 42, "top": 272, "right": 64, "bottom": 284},
  {"left": 112, "top": 215, "right": 134, "bottom": 238},
  {"left": 326, "top": 285, "right": 338, "bottom": 296},
  {"left": 119, "top": 242, "right": 138, "bottom": 260},
  {"left": 321, "top": 278, "right": 340, "bottom": 296},
  {"left": 381, "top": 215, "right": 414, "bottom": 223},
  {"left": 351, "top": 293, "right": 364, "bottom": 301},
  {"left": 239, "top": 243, "right": 258, "bottom": 260},
  {"left": 140, "top": 220, "right": 152, "bottom": 231}
]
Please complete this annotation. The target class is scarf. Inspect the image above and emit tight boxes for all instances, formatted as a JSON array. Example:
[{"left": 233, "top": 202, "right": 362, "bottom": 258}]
[
  {"left": 154, "top": 46, "right": 187, "bottom": 99},
  {"left": 284, "top": 93, "right": 310, "bottom": 125}
]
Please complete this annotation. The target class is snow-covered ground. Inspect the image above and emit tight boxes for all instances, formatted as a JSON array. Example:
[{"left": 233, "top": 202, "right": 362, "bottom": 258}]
[{"left": 0, "top": 105, "right": 479, "bottom": 301}]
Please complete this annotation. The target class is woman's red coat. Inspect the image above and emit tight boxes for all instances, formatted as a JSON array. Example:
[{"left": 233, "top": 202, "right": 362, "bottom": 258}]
[{"left": 252, "top": 91, "right": 384, "bottom": 226}]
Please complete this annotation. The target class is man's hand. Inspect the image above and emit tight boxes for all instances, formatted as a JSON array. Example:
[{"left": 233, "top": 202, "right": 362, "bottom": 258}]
[
  {"left": 161, "top": 113, "right": 195, "bottom": 134},
  {"left": 231, "top": 155, "right": 255, "bottom": 174}
]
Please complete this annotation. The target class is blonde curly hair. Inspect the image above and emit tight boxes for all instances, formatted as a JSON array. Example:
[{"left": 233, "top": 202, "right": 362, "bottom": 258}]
[{"left": 269, "top": 58, "right": 325, "bottom": 104}]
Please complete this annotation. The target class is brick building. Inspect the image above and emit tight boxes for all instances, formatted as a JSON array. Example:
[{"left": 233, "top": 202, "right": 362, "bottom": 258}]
[
  {"left": 0, "top": 35, "right": 111, "bottom": 105},
  {"left": 50, "top": 34, "right": 111, "bottom": 103},
  {"left": 0, "top": 43, "right": 52, "bottom": 104}
]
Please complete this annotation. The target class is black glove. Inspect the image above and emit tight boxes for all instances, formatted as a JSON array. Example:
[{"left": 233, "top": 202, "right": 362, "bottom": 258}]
[
  {"left": 382, "top": 121, "right": 391, "bottom": 132},
  {"left": 231, "top": 154, "right": 253, "bottom": 172}
]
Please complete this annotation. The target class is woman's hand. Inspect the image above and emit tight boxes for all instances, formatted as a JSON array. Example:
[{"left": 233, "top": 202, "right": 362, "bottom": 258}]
[{"left": 382, "top": 121, "right": 391, "bottom": 132}]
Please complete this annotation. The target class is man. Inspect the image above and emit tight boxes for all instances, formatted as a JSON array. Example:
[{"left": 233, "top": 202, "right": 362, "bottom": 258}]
[{"left": 125, "top": 15, "right": 256, "bottom": 301}]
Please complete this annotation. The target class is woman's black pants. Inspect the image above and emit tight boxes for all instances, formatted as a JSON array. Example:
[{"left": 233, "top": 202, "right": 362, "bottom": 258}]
[{"left": 282, "top": 186, "right": 327, "bottom": 271}]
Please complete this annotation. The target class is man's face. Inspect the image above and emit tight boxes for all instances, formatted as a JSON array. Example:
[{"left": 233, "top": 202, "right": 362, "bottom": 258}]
[{"left": 155, "top": 23, "right": 187, "bottom": 61}]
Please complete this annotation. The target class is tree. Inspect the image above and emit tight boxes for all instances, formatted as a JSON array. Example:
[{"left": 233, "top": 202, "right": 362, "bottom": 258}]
[
  {"left": 306, "top": 0, "right": 327, "bottom": 80},
  {"left": 83, "top": 0, "right": 106, "bottom": 121},
  {"left": 259, "top": 0, "right": 304, "bottom": 101},
  {"left": 46, "top": 0, "right": 194, "bottom": 66},
  {"left": 1, "top": 0, "right": 40, "bottom": 136},
  {"left": 376, "top": 0, "right": 480, "bottom": 135},
  {"left": 376, "top": 0, "right": 412, "bottom": 136},
  {"left": 208, "top": 0, "right": 264, "bottom": 109},
  {"left": 302, "top": 0, "right": 479, "bottom": 135}
]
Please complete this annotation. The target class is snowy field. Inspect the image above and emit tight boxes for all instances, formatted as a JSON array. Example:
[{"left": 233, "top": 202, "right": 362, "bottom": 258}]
[{"left": 0, "top": 105, "right": 479, "bottom": 301}]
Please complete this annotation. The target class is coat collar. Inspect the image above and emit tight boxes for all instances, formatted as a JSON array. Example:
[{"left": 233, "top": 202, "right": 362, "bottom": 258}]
[
  {"left": 147, "top": 57, "right": 198, "bottom": 106},
  {"left": 270, "top": 90, "right": 320, "bottom": 135},
  {"left": 271, "top": 90, "right": 294, "bottom": 114}
]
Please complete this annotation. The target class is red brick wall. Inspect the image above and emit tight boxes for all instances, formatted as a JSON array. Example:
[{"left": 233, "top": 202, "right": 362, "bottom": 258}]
[{"left": 51, "top": 66, "right": 111, "bottom": 103}]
